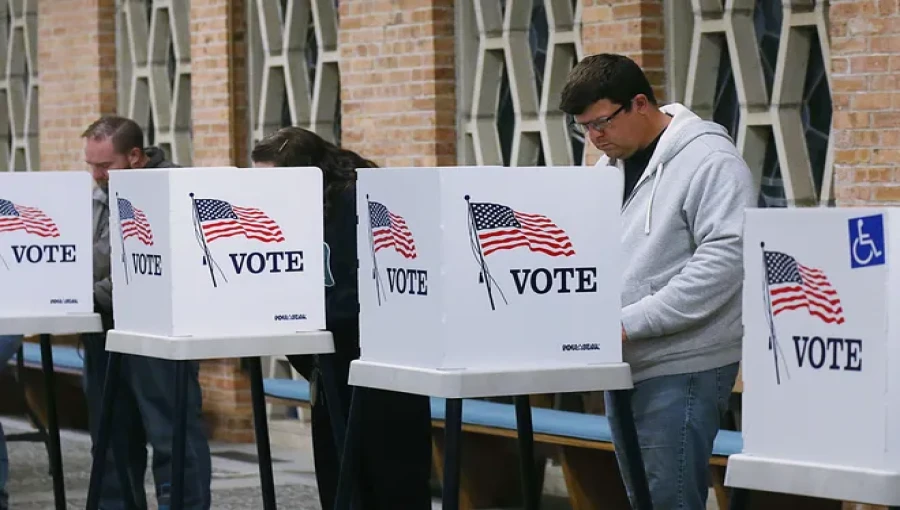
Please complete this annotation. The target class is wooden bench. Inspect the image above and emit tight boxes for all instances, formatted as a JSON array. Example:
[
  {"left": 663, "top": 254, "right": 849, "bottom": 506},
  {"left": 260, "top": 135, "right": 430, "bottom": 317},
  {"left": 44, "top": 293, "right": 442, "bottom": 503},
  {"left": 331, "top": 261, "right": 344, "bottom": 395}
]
[{"left": 262, "top": 377, "right": 742, "bottom": 509}]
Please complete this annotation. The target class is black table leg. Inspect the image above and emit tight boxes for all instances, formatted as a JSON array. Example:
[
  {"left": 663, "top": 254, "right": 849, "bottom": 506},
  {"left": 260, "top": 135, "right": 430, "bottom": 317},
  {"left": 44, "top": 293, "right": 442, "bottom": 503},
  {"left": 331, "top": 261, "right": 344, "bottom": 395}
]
[
  {"left": 85, "top": 352, "right": 138, "bottom": 510},
  {"left": 609, "top": 389, "right": 653, "bottom": 510},
  {"left": 171, "top": 360, "right": 189, "bottom": 510},
  {"left": 728, "top": 488, "right": 748, "bottom": 510},
  {"left": 247, "top": 357, "right": 278, "bottom": 510},
  {"left": 318, "top": 354, "right": 347, "bottom": 454},
  {"left": 514, "top": 395, "right": 540, "bottom": 510},
  {"left": 39, "top": 334, "right": 66, "bottom": 510},
  {"left": 334, "top": 386, "right": 364, "bottom": 510},
  {"left": 442, "top": 398, "right": 463, "bottom": 510}
]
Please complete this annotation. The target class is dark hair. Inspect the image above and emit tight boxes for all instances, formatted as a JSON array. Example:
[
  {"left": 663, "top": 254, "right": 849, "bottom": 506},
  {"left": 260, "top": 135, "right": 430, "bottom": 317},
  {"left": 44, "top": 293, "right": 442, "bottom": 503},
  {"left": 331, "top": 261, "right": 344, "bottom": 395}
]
[
  {"left": 81, "top": 116, "right": 145, "bottom": 154},
  {"left": 558, "top": 53, "right": 657, "bottom": 116},
  {"left": 251, "top": 126, "right": 377, "bottom": 218}
]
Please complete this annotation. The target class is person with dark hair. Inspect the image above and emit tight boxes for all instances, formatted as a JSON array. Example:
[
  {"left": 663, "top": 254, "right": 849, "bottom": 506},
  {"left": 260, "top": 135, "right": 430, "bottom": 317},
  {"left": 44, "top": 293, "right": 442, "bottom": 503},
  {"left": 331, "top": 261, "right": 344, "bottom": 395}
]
[
  {"left": 251, "top": 126, "right": 433, "bottom": 510},
  {"left": 82, "top": 115, "right": 212, "bottom": 510},
  {"left": 560, "top": 54, "right": 755, "bottom": 509}
]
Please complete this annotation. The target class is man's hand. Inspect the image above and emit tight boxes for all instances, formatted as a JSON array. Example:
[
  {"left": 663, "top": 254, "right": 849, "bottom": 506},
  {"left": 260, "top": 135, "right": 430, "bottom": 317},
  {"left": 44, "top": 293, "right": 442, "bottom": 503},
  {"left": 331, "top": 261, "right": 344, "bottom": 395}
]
[{"left": 622, "top": 324, "right": 627, "bottom": 343}]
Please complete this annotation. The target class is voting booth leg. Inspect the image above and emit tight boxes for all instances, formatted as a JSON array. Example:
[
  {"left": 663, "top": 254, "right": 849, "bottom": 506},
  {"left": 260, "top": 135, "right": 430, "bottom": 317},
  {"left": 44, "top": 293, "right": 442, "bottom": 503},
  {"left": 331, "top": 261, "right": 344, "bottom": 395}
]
[
  {"left": 728, "top": 488, "right": 747, "bottom": 510},
  {"left": 608, "top": 389, "right": 654, "bottom": 510},
  {"left": 442, "top": 398, "right": 464, "bottom": 510},
  {"left": 85, "top": 352, "right": 139, "bottom": 510},
  {"left": 318, "top": 354, "right": 349, "bottom": 455},
  {"left": 170, "top": 360, "right": 190, "bottom": 510},
  {"left": 333, "top": 386, "right": 365, "bottom": 510},
  {"left": 39, "top": 334, "right": 67, "bottom": 510},
  {"left": 514, "top": 395, "right": 540, "bottom": 510},
  {"left": 247, "top": 356, "right": 278, "bottom": 510}
]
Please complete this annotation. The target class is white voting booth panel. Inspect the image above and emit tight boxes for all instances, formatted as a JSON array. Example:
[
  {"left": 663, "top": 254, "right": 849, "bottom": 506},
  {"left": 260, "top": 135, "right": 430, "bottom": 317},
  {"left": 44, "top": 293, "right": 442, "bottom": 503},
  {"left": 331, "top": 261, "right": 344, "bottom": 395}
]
[
  {"left": 108, "top": 167, "right": 325, "bottom": 338},
  {"left": 0, "top": 171, "right": 93, "bottom": 316},
  {"left": 740, "top": 207, "right": 900, "bottom": 473},
  {"left": 356, "top": 166, "right": 623, "bottom": 371}
]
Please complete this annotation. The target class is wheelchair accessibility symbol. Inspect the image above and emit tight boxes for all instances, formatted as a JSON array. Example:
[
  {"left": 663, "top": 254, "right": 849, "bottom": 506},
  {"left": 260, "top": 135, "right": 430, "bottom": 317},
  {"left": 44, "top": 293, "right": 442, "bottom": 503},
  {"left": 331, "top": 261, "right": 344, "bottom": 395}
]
[{"left": 849, "top": 214, "right": 886, "bottom": 268}]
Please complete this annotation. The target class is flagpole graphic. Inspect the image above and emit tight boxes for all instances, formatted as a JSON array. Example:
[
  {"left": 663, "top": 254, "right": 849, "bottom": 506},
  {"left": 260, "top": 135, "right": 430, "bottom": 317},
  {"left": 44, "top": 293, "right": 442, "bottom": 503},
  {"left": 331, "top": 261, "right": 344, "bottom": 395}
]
[
  {"left": 0, "top": 251, "right": 8, "bottom": 270},
  {"left": 465, "top": 195, "right": 508, "bottom": 311},
  {"left": 116, "top": 192, "right": 130, "bottom": 285},
  {"left": 760, "top": 242, "right": 782, "bottom": 384},
  {"left": 189, "top": 193, "right": 228, "bottom": 288},
  {"left": 366, "top": 194, "right": 387, "bottom": 305}
]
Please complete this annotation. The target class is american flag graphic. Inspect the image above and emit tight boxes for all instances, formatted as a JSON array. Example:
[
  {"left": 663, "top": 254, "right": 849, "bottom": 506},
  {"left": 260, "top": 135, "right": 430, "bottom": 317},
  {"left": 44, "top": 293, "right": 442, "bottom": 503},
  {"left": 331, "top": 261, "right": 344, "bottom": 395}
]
[
  {"left": 195, "top": 198, "right": 285, "bottom": 243},
  {"left": 0, "top": 199, "right": 60, "bottom": 238},
  {"left": 470, "top": 202, "right": 574, "bottom": 257},
  {"left": 117, "top": 197, "right": 154, "bottom": 246},
  {"left": 764, "top": 250, "right": 845, "bottom": 325},
  {"left": 369, "top": 200, "right": 417, "bottom": 259}
]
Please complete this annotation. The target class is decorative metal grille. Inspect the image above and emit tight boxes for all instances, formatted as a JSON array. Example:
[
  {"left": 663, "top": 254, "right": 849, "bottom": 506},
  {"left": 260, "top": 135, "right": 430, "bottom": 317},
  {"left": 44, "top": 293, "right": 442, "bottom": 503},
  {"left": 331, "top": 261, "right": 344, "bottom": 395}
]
[
  {"left": 0, "top": 0, "right": 38, "bottom": 172},
  {"left": 116, "top": 0, "right": 192, "bottom": 165},
  {"left": 247, "top": 0, "right": 341, "bottom": 148},
  {"left": 456, "top": 0, "right": 585, "bottom": 167},
  {"left": 666, "top": 0, "right": 833, "bottom": 207}
]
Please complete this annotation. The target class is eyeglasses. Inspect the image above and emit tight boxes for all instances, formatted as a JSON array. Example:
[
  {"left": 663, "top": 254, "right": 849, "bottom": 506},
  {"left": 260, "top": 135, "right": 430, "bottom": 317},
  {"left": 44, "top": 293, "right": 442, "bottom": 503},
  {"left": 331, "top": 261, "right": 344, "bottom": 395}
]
[{"left": 571, "top": 104, "right": 626, "bottom": 135}]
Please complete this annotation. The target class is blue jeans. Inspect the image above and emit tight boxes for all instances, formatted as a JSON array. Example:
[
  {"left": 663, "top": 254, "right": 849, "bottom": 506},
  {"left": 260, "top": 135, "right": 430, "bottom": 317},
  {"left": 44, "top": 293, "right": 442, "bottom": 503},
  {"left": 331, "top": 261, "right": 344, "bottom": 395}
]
[
  {"left": 0, "top": 335, "right": 23, "bottom": 510},
  {"left": 606, "top": 362, "right": 739, "bottom": 510},
  {"left": 82, "top": 333, "right": 211, "bottom": 510}
]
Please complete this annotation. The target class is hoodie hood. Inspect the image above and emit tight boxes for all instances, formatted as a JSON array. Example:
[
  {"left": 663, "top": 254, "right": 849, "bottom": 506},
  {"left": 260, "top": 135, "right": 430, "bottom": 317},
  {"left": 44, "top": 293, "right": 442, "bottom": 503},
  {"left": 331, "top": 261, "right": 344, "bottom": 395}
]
[
  {"left": 144, "top": 146, "right": 176, "bottom": 169},
  {"left": 597, "top": 102, "right": 735, "bottom": 234}
]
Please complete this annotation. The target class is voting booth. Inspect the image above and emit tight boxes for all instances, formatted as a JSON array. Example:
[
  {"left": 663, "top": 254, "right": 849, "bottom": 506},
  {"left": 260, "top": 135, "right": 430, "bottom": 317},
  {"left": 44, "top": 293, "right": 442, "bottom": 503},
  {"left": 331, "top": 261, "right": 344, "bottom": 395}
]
[
  {"left": 107, "top": 166, "right": 326, "bottom": 337},
  {"left": 356, "top": 165, "right": 623, "bottom": 370},
  {"left": 0, "top": 171, "right": 94, "bottom": 317},
  {"left": 727, "top": 207, "right": 900, "bottom": 503}
]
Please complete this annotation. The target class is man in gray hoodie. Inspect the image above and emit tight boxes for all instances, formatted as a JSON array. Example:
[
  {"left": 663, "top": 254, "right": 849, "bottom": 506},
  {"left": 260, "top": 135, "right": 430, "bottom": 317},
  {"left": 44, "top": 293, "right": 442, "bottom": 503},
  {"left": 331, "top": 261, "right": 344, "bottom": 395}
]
[
  {"left": 82, "top": 116, "right": 211, "bottom": 510},
  {"left": 560, "top": 54, "right": 755, "bottom": 509}
]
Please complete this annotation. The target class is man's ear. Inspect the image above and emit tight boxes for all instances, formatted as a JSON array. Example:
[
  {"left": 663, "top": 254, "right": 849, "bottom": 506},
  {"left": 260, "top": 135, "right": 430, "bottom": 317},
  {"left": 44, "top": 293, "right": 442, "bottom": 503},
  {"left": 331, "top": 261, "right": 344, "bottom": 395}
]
[
  {"left": 633, "top": 94, "right": 650, "bottom": 114},
  {"left": 127, "top": 146, "right": 143, "bottom": 168}
]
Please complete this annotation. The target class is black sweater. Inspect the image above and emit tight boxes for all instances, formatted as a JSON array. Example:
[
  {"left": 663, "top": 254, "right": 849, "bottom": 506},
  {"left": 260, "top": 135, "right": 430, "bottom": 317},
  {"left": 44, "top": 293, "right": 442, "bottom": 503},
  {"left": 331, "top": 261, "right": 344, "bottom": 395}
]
[{"left": 323, "top": 183, "right": 360, "bottom": 342}]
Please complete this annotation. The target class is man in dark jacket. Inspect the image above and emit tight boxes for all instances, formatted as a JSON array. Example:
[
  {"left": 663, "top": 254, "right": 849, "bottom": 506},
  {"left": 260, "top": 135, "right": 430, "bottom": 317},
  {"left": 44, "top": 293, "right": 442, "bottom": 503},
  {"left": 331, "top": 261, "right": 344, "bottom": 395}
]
[{"left": 82, "top": 116, "right": 211, "bottom": 510}]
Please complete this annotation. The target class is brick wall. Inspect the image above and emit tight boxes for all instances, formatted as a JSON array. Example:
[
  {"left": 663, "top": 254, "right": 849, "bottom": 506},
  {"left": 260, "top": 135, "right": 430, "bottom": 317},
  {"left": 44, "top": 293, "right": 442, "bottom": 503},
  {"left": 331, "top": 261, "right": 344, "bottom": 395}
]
[
  {"left": 190, "top": 0, "right": 249, "bottom": 168},
  {"left": 580, "top": 0, "right": 666, "bottom": 164},
  {"left": 338, "top": 0, "right": 456, "bottom": 167},
  {"left": 190, "top": 0, "right": 253, "bottom": 443},
  {"left": 581, "top": 0, "right": 665, "bottom": 99},
  {"left": 830, "top": 0, "right": 900, "bottom": 205},
  {"left": 38, "top": 0, "right": 117, "bottom": 170}
]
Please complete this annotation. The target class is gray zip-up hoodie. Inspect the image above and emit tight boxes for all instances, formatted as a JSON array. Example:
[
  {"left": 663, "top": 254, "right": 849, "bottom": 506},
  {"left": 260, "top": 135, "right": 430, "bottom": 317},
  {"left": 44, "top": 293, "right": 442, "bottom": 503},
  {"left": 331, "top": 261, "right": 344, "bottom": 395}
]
[{"left": 596, "top": 103, "right": 756, "bottom": 383}]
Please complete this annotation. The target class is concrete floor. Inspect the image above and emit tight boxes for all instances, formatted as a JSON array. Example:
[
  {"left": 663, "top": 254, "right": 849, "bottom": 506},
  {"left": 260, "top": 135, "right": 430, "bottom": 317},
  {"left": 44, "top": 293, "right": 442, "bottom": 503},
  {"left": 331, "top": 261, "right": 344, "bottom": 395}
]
[
  {"left": 3, "top": 415, "right": 718, "bottom": 509},
  {"left": 3, "top": 415, "right": 323, "bottom": 509}
]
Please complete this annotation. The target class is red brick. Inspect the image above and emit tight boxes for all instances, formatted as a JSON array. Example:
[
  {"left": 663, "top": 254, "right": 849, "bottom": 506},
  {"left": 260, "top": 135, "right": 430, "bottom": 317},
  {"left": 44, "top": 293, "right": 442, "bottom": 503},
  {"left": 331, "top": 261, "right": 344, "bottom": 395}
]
[
  {"left": 853, "top": 92, "right": 894, "bottom": 110},
  {"left": 851, "top": 55, "right": 890, "bottom": 73},
  {"left": 873, "top": 186, "right": 900, "bottom": 202}
]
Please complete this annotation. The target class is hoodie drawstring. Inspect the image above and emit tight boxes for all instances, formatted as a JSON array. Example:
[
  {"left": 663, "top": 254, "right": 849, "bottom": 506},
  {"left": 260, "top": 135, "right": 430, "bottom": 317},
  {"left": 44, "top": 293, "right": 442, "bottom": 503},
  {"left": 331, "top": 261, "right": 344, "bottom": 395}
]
[{"left": 644, "top": 163, "right": 663, "bottom": 235}]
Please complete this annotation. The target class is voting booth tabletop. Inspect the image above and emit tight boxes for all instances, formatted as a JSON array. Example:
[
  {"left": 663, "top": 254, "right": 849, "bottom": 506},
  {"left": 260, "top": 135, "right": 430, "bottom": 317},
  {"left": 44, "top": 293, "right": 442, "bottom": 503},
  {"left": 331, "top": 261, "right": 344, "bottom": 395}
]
[
  {"left": 104, "top": 329, "right": 335, "bottom": 360},
  {"left": 346, "top": 359, "right": 633, "bottom": 398},
  {"left": 0, "top": 313, "right": 102, "bottom": 336},
  {"left": 0, "top": 313, "right": 103, "bottom": 510},
  {"left": 333, "top": 360, "right": 654, "bottom": 510},
  {"left": 726, "top": 454, "right": 900, "bottom": 507}
]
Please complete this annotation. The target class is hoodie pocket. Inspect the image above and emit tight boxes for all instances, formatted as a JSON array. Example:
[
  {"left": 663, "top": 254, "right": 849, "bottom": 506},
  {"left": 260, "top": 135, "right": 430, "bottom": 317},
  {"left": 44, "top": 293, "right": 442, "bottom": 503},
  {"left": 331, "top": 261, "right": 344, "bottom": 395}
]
[{"left": 622, "top": 281, "right": 652, "bottom": 307}]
